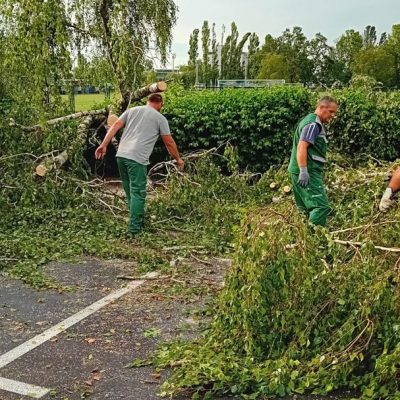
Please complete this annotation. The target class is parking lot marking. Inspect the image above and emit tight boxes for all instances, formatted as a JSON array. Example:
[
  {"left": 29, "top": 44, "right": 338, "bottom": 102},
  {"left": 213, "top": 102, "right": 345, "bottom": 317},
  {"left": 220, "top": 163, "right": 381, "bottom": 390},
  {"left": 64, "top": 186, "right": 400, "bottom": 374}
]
[
  {"left": 0, "top": 276, "right": 153, "bottom": 398},
  {"left": 0, "top": 279, "right": 145, "bottom": 369},
  {"left": 0, "top": 377, "right": 50, "bottom": 398}
]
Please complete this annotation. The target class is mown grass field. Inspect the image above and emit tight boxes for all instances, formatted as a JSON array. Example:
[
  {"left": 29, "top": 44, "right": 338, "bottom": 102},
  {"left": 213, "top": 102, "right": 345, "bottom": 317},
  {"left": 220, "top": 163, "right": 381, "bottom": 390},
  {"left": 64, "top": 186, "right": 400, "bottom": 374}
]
[{"left": 61, "top": 93, "right": 108, "bottom": 111}]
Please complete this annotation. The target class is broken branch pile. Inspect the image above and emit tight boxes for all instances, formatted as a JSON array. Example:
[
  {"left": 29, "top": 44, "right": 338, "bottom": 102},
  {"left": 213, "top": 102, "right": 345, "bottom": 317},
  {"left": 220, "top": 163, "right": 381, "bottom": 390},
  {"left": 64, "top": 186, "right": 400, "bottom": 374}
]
[{"left": 151, "top": 158, "right": 400, "bottom": 399}]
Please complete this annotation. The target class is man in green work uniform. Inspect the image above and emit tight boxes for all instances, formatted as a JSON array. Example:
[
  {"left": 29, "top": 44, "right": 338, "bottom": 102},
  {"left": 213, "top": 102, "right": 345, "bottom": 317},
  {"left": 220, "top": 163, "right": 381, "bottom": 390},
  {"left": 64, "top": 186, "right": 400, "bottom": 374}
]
[
  {"left": 288, "top": 97, "right": 338, "bottom": 226},
  {"left": 95, "top": 93, "right": 184, "bottom": 235}
]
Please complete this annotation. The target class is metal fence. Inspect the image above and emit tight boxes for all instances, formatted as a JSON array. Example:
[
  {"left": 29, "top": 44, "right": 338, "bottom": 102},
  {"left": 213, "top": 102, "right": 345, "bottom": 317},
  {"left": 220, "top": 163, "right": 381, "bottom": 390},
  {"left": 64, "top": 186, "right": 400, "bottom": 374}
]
[{"left": 217, "top": 79, "right": 286, "bottom": 88}]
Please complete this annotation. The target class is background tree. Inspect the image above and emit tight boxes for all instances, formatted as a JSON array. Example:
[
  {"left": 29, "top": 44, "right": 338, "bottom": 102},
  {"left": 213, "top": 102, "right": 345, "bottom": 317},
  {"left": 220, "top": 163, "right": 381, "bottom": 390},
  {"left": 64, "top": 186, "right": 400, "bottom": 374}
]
[
  {"left": 201, "top": 21, "right": 211, "bottom": 86},
  {"left": 276, "top": 27, "right": 312, "bottom": 83},
  {"left": 221, "top": 23, "right": 250, "bottom": 79},
  {"left": 178, "top": 64, "right": 197, "bottom": 88},
  {"left": 350, "top": 24, "right": 399, "bottom": 88},
  {"left": 0, "top": 0, "right": 178, "bottom": 116},
  {"left": 183, "top": 22, "right": 400, "bottom": 89},
  {"left": 188, "top": 28, "right": 200, "bottom": 67},
  {"left": 308, "top": 33, "right": 339, "bottom": 86},
  {"left": 262, "top": 34, "right": 278, "bottom": 53},
  {"left": 256, "top": 27, "right": 311, "bottom": 83},
  {"left": 89, "top": 56, "right": 117, "bottom": 88},
  {"left": 257, "top": 53, "right": 288, "bottom": 80},
  {"left": 247, "top": 33, "right": 260, "bottom": 79},
  {"left": 335, "top": 29, "right": 363, "bottom": 83},
  {"left": 384, "top": 24, "right": 400, "bottom": 87},
  {"left": 363, "top": 25, "right": 377, "bottom": 47},
  {"left": 74, "top": 53, "right": 92, "bottom": 86},
  {"left": 0, "top": 0, "right": 71, "bottom": 116},
  {"left": 221, "top": 23, "right": 238, "bottom": 79},
  {"left": 379, "top": 32, "right": 388, "bottom": 45},
  {"left": 352, "top": 46, "right": 395, "bottom": 87},
  {"left": 210, "top": 23, "right": 219, "bottom": 85},
  {"left": 184, "top": 28, "right": 200, "bottom": 87}
]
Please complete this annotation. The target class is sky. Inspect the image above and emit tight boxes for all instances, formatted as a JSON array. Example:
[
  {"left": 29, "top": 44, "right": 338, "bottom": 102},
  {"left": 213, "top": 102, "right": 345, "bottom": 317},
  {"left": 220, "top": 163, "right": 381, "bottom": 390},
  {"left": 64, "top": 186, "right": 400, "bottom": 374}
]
[{"left": 164, "top": 0, "right": 399, "bottom": 68}]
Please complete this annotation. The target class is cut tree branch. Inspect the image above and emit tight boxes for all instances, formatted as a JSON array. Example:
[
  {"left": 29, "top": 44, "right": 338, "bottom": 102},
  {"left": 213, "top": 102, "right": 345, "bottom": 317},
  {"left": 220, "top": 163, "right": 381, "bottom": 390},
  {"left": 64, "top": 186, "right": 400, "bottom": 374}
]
[
  {"left": 131, "top": 81, "right": 167, "bottom": 102},
  {"left": 36, "top": 150, "right": 69, "bottom": 177},
  {"left": 107, "top": 81, "right": 168, "bottom": 126},
  {"left": 334, "top": 239, "right": 400, "bottom": 253},
  {"left": 331, "top": 221, "right": 399, "bottom": 235},
  {"left": 149, "top": 147, "right": 218, "bottom": 175}
]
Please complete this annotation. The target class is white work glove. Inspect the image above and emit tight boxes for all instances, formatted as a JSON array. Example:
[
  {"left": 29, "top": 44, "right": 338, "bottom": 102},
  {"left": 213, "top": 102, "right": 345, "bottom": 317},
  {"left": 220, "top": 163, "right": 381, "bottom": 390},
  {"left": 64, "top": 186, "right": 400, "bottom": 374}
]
[
  {"left": 379, "top": 188, "right": 395, "bottom": 212},
  {"left": 298, "top": 166, "right": 310, "bottom": 188}
]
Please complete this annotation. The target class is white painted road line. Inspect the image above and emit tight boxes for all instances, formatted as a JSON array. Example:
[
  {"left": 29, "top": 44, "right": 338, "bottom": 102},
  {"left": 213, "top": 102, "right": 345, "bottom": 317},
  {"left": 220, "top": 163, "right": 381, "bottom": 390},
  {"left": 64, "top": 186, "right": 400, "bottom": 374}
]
[
  {"left": 0, "top": 377, "right": 50, "bottom": 398},
  {"left": 0, "top": 279, "right": 145, "bottom": 369}
]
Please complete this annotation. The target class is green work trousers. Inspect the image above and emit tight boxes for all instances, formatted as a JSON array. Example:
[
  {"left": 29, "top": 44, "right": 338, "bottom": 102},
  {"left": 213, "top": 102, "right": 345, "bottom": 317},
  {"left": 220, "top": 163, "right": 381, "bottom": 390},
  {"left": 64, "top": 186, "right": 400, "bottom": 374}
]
[
  {"left": 290, "top": 170, "right": 330, "bottom": 227},
  {"left": 117, "top": 157, "right": 147, "bottom": 234}
]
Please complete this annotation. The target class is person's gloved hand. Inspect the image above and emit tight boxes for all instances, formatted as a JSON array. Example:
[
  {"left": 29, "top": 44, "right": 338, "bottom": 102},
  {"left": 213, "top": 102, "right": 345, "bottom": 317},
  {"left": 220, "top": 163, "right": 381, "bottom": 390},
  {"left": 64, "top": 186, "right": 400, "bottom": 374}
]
[
  {"left": 379, "top": 188, "right": 394, "bottom": 212},
  {"left": 298, "top": 166, "right": 310, "bottom": 187}
]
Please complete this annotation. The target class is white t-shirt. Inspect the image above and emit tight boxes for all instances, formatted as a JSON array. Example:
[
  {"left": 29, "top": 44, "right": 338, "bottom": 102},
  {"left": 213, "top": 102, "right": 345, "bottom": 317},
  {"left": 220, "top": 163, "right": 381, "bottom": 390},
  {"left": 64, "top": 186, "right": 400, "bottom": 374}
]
[{"left": 116, "top": 106, "right": 171, "bottom": 165}]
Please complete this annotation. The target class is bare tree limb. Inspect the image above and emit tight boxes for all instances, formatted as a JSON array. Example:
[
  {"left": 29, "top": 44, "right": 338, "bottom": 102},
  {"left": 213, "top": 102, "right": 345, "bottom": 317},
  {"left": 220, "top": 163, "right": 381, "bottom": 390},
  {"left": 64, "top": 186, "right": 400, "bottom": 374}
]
[
  {"left": 331, "top": 221, "right": 399, "bottom": 235},
  {"left": 334, "top": 239, "right": 400, "bottom": 253},
  {"left": 149, "top": 147, "right": 218, "bottom": 175}
]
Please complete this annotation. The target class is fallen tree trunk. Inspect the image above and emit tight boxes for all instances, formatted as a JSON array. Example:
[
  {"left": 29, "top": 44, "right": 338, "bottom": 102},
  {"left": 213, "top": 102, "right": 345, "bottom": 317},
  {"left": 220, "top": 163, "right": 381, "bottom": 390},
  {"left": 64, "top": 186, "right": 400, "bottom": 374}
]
[
  {"left": 11, "top": 81, "right": 166, "bottom": 135},
  {"left": 35, "top": 116, "right": 94, "bottom": 176},
  {"left": 18, "top": 81, "right": 167, "bottom": 176},
  {"left": 10, "top": 109, "right": 107, "bottom": 132},
  {"left": 10, "top": 81, "right": 167, "bottom": 132}
]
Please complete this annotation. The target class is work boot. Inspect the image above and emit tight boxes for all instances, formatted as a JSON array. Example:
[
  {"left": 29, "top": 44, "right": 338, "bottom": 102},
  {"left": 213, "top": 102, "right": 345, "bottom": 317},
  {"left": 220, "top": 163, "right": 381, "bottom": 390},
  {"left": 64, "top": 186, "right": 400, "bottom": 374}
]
[
  {"left": 125, "top": 230, "right": 142, "bottom": 240},
  {"left": 379, "top": 188, "right": 395, "bottom": 212}
]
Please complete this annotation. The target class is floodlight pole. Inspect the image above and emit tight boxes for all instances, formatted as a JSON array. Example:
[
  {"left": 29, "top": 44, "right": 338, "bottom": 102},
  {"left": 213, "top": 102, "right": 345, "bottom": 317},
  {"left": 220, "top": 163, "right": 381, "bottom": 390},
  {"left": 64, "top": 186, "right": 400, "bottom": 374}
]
[{"left": 172, "top": 53, "right": 176, "bottom": 73}]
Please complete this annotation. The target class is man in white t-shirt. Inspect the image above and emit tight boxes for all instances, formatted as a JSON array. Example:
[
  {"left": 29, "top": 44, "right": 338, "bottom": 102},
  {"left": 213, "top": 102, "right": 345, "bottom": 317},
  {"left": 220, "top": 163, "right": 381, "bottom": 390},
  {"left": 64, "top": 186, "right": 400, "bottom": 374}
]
[{"left": 95, "top": 93, "right": 184, "bottom": 235}]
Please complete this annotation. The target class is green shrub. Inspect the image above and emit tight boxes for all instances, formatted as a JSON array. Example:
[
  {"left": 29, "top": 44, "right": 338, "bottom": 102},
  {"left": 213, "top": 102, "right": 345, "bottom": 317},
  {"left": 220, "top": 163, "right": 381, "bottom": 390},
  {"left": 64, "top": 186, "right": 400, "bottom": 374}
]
[
  {"left": 330, "top": 89, "right": 400, "bottom": 160},
  {"left": 162, "top": 87, "right": 400, "bottom": 171},
  {"left": 163, "top": 86, "right": 312, "bottom": 171}
]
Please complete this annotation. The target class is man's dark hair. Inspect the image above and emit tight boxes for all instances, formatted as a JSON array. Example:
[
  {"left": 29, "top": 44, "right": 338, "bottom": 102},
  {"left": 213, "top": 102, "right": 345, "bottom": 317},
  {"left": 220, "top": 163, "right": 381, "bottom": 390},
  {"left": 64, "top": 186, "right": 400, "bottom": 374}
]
[
  {"left": 318, "top": 96, "right": 337, "bottom": 106},
  {"left": 148, "top": 93, "right": 163, "bottom": 104}
]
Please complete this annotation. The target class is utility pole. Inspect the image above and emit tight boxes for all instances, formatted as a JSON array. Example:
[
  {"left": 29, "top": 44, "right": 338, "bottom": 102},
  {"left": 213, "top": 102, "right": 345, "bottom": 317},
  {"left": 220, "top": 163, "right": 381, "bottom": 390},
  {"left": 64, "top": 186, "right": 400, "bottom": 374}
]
[{"left": 172, "top": 53, "right": 176, "bottom": 73}]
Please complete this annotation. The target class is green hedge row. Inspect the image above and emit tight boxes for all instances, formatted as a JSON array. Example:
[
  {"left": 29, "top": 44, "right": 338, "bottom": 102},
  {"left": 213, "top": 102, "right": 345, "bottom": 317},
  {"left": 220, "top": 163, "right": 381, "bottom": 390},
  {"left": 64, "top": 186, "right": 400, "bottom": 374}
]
[
  {"left": 329, "top": 89, "right": 400, "bottom": 161},
  {"left": 162, "top": 87, "right": 311, "bottom": 171},
  {"left": 160, "top": 87, "right": 400, "bottom": 171}
]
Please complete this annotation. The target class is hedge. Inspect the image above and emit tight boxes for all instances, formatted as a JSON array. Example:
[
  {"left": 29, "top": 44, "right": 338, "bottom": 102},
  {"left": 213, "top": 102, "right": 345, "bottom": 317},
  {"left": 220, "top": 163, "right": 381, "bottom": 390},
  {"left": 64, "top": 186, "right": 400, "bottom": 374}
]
[{"left": 160, "top": 87, "right": 400, "bottom": 171}]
